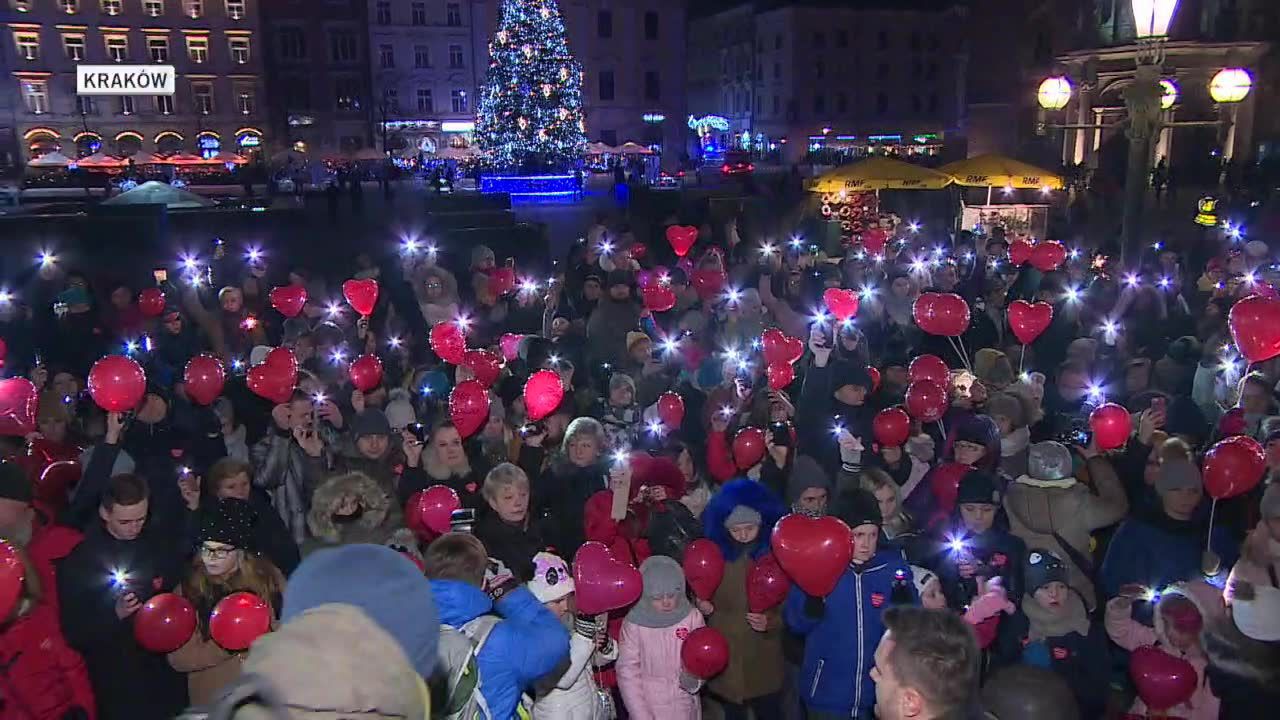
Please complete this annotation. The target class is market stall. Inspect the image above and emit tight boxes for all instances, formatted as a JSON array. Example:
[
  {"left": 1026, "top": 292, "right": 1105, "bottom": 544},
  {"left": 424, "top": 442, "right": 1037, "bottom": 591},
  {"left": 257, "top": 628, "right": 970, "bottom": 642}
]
[
  {"left": 939, "top": 154, "right": 1064, "bottom": 238},
  {"left": 809, "top": 157, "right": 954, "bottom": 246}
]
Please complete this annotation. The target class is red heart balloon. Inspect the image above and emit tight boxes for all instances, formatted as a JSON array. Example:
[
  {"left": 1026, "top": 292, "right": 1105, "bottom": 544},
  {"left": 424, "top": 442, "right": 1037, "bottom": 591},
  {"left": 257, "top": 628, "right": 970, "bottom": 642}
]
[
  {"left": 430, "top": 322, "right": 467, "bottom": 365},
  {"left": 873, "top": 407, "right": 911, "bottom": 447},
  {"left": 770, "top": 514, "right": 854, "bottom": 596},
  {"left": 1007, "top": 300, "right": 1054, "bottom": 345},
  {"left": 1229, "top": 294, "right": 1280, "bottom": 363},
  {"left": 462, "top": 349, "right": 502, "bottom": 388},
  {"left": 342, "top": 278, "right": 379, "bottom": 317},
  {"left": 657, "top": 391, "right": 685, "bottom": 428},
  {"left": 905, "top": 380, "right": 947, "bottom": 422},
  {"left": 88, "top": 355, "right": 147, "bottom": 412},
  {"left": 866, "top": 366, "right": 881, "bottom": 392},
  {"left": 683, "top": 538, "right": 725, "bottom": 601},
  {"left": 637, "top": 265, "right": 668, "bottom": 289},
  {"left": 0, "top": 378, "right": 39, "bottom": 437},
  {"left": 908, "top": 354, "right": 950, "bottom": 385},
  {"left": 1009, "top": 238, "right": 1035, "bottom": 266},
  {"left": 862, "top": 227, "right": 889, "bottom": 255},
  {"left": 406, "top": 485, "right": 461, "bottom": 541},
  {"left": 746, "top": 553, "right": 791, "bottom": 613},
  {"left": 629, "top": 243, "right": 648, "bottom": 260},
  {"left": 766, "top": 361, "right": 795, "bottom": 391},
  {"left": 137, "top": 287, "right": 166, "bottom": 317},
  {"left": 183, "top": 354, "right": 225, "bottom": 406},
  {"left": 665, "top": 225, "right": 698, "bottom": 257},
  {"left": 823, "top": 288, "right": 860, "bottom": 322},
  {"left": 681, "top": 626, "right": 729, "bottom": 679},
  {"left": 0, "top": 541, "right": 25, "bottom": 624},
  {"left": 761, "top": 328, "right": 804, "bottom": 366},
  {"left": 732, "top": 427, "right": 767, "bottom": 469},
  {"left": 1202, "top": 435, "right": 1265, "bottom": 500},
  {"left": 524, "top": 369, "right": 564, "bottom": 422},
  {"left": 573, "top": 541, "right": 643, "bottom": 615},
  {"left": 499, "top": 333, "right": 524, "bottom": 362},
  {"left": 1030, "top": 241, "right": 1067, "bottom": 272},
  {"left": 133, "top": 592, "right": 196, "bottom": 654},
  {"left": 691, "top": 268, "right": 726, "bottom": 303},
  {"left": 269, "top": 285, "right": 308, "bottom": 318},
  {"left": 1130, "top": 646, "right": 1199, "bottom": 712},
  {"left": 209, "top": 592, "right": 272, "bottom": 651},
  {"left": 488, "top": 267, "right": 517, "bottom": 296},
  {"left": 1089, "top": 403, "right": 1132, "bottom": 451},
  {"left": 449, "top": 379, "right": 490, "bottom": 439},
  {"left": 247, "top": 348, "right": 297, "bottom": 405},
  {"left": 642, "top": 285, "right": 677, "bottom": 312},
  {"left": 913, "top": 293, "right": 971, "bottom": 337},
  {"left": 348, "top": 354, "right": 384, "bottom": 392}
]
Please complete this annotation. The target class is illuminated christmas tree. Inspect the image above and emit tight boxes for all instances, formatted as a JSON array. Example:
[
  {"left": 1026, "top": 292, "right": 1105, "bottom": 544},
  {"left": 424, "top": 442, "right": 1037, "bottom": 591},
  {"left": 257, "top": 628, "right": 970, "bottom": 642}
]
[{"left": 476, "top": 0, "right": 587, "bottom": 169}]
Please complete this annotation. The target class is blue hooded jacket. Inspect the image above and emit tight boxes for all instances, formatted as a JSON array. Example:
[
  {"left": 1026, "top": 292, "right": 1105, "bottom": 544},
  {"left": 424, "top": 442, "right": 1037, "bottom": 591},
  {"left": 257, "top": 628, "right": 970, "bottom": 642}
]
[
  {"left": 429, "top": 580, "right": 569, "bottom": 720},
  {"left": 702, "top": 478, "right": 788, "bottom": 561}
]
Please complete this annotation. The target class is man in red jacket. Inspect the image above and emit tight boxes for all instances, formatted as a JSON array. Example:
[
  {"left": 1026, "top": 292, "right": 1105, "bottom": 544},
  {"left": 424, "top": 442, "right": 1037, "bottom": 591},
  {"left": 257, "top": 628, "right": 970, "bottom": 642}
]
[{"left": 0, "top": 461, "right": 83, "bottom": 613}]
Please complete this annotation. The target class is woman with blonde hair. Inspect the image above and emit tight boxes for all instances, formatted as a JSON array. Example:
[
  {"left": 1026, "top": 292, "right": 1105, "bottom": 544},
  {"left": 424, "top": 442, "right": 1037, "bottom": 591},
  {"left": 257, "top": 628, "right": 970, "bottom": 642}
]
[{"left": 860, "top": 467, "right": 925, "bottom": 562}]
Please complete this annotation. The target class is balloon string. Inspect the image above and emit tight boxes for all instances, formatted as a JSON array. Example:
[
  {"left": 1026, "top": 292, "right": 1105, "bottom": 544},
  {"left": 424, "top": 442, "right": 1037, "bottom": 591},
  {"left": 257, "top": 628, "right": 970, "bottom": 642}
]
[
  {"left": 936, "top": 419, "right": 947, "bottom": 439},
  {"left": 957, "top": 336, "right": 973, "bottom": 372},
  {"left": 1206, "top": 498, "right": 1218, "bottom": 553},
  {"left": 1019, "top": 344, "right": 1026, "bottom": 374}
]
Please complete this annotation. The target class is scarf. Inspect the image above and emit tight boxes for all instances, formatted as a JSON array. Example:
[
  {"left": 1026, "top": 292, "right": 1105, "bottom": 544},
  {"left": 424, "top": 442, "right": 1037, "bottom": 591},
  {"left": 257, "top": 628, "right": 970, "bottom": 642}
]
[
  {"left": 625, "top": 556, "right": 692, "bottom": 628},
  {"left": 1022, "top": 589, "right": 1090, "bottom": 642}
]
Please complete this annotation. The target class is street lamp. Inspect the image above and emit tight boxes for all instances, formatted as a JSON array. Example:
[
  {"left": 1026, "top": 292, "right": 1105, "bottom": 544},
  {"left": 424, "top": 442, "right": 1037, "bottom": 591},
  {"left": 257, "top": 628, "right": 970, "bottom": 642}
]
[
  {"left": 1159, "top": 79, "right": 1178, "bottom": 109},
  {"left": 1208, "top": 68, "right": 1252, "bottom": 104},
  {"left": 1036, "top": 76, "right": 1073, "bottom": 111}
]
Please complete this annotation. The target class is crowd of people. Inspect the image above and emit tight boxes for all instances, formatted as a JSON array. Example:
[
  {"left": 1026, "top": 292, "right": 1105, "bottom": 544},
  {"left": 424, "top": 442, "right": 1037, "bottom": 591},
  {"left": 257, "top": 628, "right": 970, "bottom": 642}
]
[{"left": 0, "top": 202, "right": 1278, "bottom": 720}]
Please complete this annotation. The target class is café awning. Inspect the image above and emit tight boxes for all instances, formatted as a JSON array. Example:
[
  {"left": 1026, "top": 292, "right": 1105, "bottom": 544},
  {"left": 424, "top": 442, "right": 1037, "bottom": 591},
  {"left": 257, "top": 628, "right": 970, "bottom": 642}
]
[
  {"left": 938, "top": 154, "right": 1064, "bottom": 190},
  {"left": 810, "top": 156, "right": 953, "bottom": 192}
]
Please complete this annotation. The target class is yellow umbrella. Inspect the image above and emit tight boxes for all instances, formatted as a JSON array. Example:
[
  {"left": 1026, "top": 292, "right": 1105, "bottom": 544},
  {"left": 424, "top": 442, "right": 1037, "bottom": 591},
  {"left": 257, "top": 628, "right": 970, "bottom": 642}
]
[
  {"left": 938, "top": 154, "right": 1064, "bottom": 190},
  {"left": 810, "top": 156, "right": 953, "bottom": 193}
]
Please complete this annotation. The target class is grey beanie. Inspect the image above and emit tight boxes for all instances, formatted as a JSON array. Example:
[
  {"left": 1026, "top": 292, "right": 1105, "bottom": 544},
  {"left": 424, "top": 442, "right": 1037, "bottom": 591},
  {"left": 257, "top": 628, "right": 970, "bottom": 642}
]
[
  {"left": 1155, "top": 459, "right": 1203, "bottom": 495},
  {"left": 786, "top": 455, "right": 833, "bottom": 503},
  {"left": 724, "top": 504, "right": 763, "bottom": 529},
  {"left": 1260, "top": 482, "right": 1280, "bottom": 519},
  {"left": 1027, "top": 441, "right": 1073, "bottom": 481}
]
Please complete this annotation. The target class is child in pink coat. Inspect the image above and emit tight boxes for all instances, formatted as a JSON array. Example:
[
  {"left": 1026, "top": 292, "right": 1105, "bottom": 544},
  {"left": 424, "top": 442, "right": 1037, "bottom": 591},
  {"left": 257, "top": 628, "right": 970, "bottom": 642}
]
[
  {"left": 617, "top": 556, "right": 705, "bottom": 720},
  {"left": 1105, "top": 580, "right": 1224, "bottom": 720}
]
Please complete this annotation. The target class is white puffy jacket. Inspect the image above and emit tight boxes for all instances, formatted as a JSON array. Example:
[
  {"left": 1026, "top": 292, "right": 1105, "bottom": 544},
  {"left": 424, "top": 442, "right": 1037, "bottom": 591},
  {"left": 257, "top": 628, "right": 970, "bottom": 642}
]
[{"left": 531, "top": 631, "right": 616, "bottom": 720}]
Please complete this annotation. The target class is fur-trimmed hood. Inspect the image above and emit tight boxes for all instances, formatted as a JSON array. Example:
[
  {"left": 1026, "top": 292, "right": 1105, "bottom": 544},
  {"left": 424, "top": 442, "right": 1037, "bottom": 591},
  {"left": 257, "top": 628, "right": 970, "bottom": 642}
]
[
  {"left": 1153, "top": 579, "right": 1224, "bottom": 651},
  {"left": 305, "top": 471, "right": 403, "bottom": 546},
  {"left": 1202, "top": 581, "right": 1280, "bottom": 686},
  {"left": 702, "top": 479, "right": 787, "bottom": 561}
]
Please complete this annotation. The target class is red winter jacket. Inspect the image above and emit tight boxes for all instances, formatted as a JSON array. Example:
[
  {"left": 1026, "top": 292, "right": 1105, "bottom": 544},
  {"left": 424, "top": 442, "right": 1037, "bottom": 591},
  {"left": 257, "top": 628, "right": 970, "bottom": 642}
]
[
  {"left": 707, "top": 429, "right": 737, "bottom": 482},
  {"left": 25, "top": 517, "right": 83, "bottom": 617},
  {"left": 0, "top": 599, "right": 96, "bottom": 720}
]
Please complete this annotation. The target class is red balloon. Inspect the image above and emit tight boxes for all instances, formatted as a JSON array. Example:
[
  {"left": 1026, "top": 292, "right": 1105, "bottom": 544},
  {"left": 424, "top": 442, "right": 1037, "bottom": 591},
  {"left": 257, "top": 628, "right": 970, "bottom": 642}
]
[
  {"left": 862, "top": 227, "right": 889, "bottom": 255},
  {"left": 641, "top": 284, "right": 677, "bottom": 313},
  {"left": 913, "top": 292, "right": 971, "bottom": 337},
  {"left": 1089, "top": 403, "right": 1131, "bottom": 451},
  {"left": 183, "top": 355, "right": 225, "bottom": 406},
  {"left": 732, "top": 427, "right": 766, "bottom": 469},
  {"left": 766, "top": 361, "right": 795, "bottom": 391},
  {"left": 462, "top": 349, "right": 502, "bottom": 388},
  {"left": 908, "top": 354, "right": 950, "bottom": 385},
  {"left": 499, "top": 333, "right": 524, "bottom": 362},
  {"left": 762, "top": 328, "right": 804, "bottom": 366},
  {"left": 929, "top": 463, "right": 973, "bottom": 516},
  {"left": 1007, "top": 300, "right": 1054, "bottom": 345},
  {"left": 430, "top": 322, "right": 467, "bottom": 365},
  {"left": 0, "top": 337, "right": 6, "bottom": 368},
  {"left": 0, "top": 378, "right": 38, "bottom": 437},
  {"left": 270, "top": 285, "right": 308, "bottom": 318},
  {"left": 681, "top": 626, "right": 729, "bottom": 679},
  {"left": 682, "top": 539, "right": 725, "bottom": 601},
  {"left": 209, "top": 592, "right": 272, "bottom": 651},
  {"left": 342, "top": 278, "right": 379, "bottom": 316},
  {"left": 524, "top": 369, "right": 564, "bottom": 422},
  {"left": 873, "top": 407, "right": 911, "bottom": 447},
  {"left": 406, "top": 485, "right": 461, "bottom": 541},
  {"left": 348, "top": 354, "right": 384, "bottom": 392},
  {"left": 657, "top": 392, "right": 685, "bottom": 428},
  {"left": 137, "top": 287, "right": 166, "bottom": 317},
  {"left": 746, "top": 553, "right": 791, "bottom": 612},
  {"left": 36, "top": 460, "right": 80, "bottom": 511},
  {"left": 628, "top": 243, "right": 648, "bottom": 261},
  {"left": 666, "top": 225, "right": 698, "bottom": 257},
  {"left": 1009, "top": 238, "right": 1035, "bottom": 266},
  {"left": 905, "top": 380, "right": 947, "bottom": 422},
  {"left": 691, "top": 268, "right": 726, "bottom": 303},
  {"left": 88, "top": 355, "right": 147, "bottom": 412},
  {"left": 1202, "top": 435, "right": 1265, "bottom": 500},
  {"left": 247, "top": 348, "right": 297, "bottom": 405},
  {"left": 133, "top": 592, "right": 196, "bottom": 653},
  {"left": 1130, "top": 646, "right": 1199, "bottom": 712},
  {"left": 0, "top": 541, "right": 25, "bottom": 623},
  {"left": 866, "top": 366, "right": 881, "bottom": 392},
  {"left": 573, "top": 541, "right": 643, "bottom": 615},
  {"left": 770, "top": 514, "right": 853, "bottom": 597},
  {"left": 823, "top": 288, "right": 860, "bottom": 322},
  {"left": 1030, "top": 241, "right": 1068, "bottom": 272},
  {"left": 449, "top": 379, "right": 490, "bottom": 439},
  {"left": 488, "top": 267, "right": 517, "bottom": 296},
  {"left": 1229, "top": 294, "right": 1280, "bottom": 363}
]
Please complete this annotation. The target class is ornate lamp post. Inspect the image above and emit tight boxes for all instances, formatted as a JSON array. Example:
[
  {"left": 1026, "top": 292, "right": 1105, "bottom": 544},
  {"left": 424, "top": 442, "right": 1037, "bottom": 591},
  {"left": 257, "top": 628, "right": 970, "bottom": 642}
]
[{"left": 1209, "top": 67, "right": 1253, "bottom": 176}]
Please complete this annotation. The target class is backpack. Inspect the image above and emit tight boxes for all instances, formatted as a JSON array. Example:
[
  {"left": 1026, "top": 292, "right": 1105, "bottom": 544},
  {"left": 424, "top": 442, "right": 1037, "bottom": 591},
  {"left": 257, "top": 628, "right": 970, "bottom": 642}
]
[{"left": 430, "top": 616, "right": 499, "bottom": 720}]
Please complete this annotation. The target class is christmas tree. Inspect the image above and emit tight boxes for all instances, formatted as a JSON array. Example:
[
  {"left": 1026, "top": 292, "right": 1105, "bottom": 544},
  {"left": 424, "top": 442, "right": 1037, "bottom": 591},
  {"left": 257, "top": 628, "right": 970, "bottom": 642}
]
[{"left": 475, "top": 0, "right": 587, "bottom": 169}]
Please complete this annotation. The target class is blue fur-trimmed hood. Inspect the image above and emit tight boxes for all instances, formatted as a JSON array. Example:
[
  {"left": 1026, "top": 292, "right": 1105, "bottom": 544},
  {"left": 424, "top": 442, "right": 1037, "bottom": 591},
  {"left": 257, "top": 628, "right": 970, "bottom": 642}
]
[{"left": 703, "top": 478, "right": 787, "bottom": 561}]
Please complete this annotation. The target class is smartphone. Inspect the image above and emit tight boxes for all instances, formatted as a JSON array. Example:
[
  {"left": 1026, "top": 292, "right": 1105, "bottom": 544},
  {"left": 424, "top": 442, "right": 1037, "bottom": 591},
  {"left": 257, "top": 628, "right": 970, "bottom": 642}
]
[
  {"left": 153, "top": 268, "right": 168, "bottom": 285},
  {"left": 769, "top": 421, "right": 792, "bottom": 447},
  {"left": 1151, "top": 396, "right": 1167, "bottom": 414},
  {"left": 450, "top": 508, "right": 477, "bottom": 534},
  {"left": 406, "top": 422, "right": 428, "bottom": 442}
]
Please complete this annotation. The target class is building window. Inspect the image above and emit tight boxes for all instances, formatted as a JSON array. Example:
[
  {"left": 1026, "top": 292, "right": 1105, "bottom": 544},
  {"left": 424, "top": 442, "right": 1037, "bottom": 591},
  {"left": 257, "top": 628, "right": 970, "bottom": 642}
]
[
  {"left": 156, "top": 94, "right": 175, "bottom": 114},
  {"left": 912, "top": 60, "right": 921, "bottom": 78},
  {"left": 928, "top": 93, "right": 938, "bottom": 113},
  {"left": 144, "top": 0, "right": 164, "bottom": 16},
  {"left": 597, "top": 10, "right": 612, "bottom": 38},
  {"left": 644, "top": 11, "right": 658, "bottom": 40},
  {"left": 335, "top": 78, "right": 362, "bottom": 111},
  {"left": 226, "top": 0, "right": 244, "bottom": 19},
  {"left": 911, "top": 95, "right": 921, "bottom": 112},
  {"left": 13, "top": 32, "right": 39, "bottom": 61},
  {"left": 22, "top": 79, "right": 48, "bottom": 113},
  {"left": 414, "top": 45, "right": 430, "bottom": 68},
  {"left": 385, "top": 89, "right": 399, "bottom": 113},
  {"left": 877, "top": 30, "right": 888, "bottom": 50},
  {"left": 101, "top": 0, "right": 122, "bottom": 14},
  {"left": 236, "top": 87, "right": 254, "bottom": 114},
  {"left": 229, "top": 36, "right": 250, "bottom": 63},
  {"left": 376, "top": 1, "right": 391, "bottom": 24},
  {"left": 775, "top": 34, "right": 782, "bottom": 49},
  {"left": 448, "top": 44, "right": 463, "bottom": 68},
  {"left": 148, "top": 37, "right": 169, "bottom": 62},
  {"left": 284, "top": 80, "right": 309, "bottom": 110},
  {"left": 411, "top": 2, "right": 425, "bottom": 25},
  {"left": 183, "top": 0, "right": 202, "bottom": 18},
  {"left": 417, "top": 88, "right": 432, "bottom": 112},
  {"left": 815, "top": 57, "right": 824, "bottom": 79},
  {"left": 756, "top": 96, "right": 761, "bottom": 114},
  {"left": 643, "top": 70, "right": 659, "bottom": 101},
  {"left": 61, "top": 0, "right": 79, "bottom": 13},
  {"left": 446, "top": 2, "right": 461, "bottom": 26},
  {"left": 278, "top": 28, "right": 305, "bottom": 59},
  {"left": 330, "top": 31, "right": 357, "bottom": 63},
  {"left": 106, "top": 35, "right": 128, "bottom": 61},
  {"left": 813, "top": 94, "right": 824, "bottom": 114},
  {"left": 187, "top": 36, "right": 208, "bottom": 63},
  {"left": 77, "top": 95, "right": 97, "bottom": 115},
  {"left": 193, "top": 82, "right": 213, "bottom": 114},
  {"left": 876, "top": 92, "right": 887, "bottom": 115},
  {"left": 836, "top": 29, "right": 848, "bottom": 48},
  {"left": 379, "top": 43, "right": 394, "bottom": 68},
  {"left": 877, "top": 62, "right": 889, "bottom": 81},
  {"left": 450, "top": 89, "right": 467, "bottom": 113},
  {"left": 926, "top": 61, "right": 937, "bottom": 80},
  {"left": 63, "top": 34, "right": 85, "bottom": 60},
  {"left": 910, "top": 31, "right": 921, "bottom": 51},
  {"left": 837, "top": 92, "right": 848, "bottom": 113},
  {"left": 598, "top": 70, "right": 613, "bottom": 101},
  {"left": 773, "top": 62, "right": 780, "bottom": 80},
  {"left": 119, "top": 95, "right": 134, "bottom": 115},
  {"left": 813, "top": 31, "right": 825, "bottom": 49}
]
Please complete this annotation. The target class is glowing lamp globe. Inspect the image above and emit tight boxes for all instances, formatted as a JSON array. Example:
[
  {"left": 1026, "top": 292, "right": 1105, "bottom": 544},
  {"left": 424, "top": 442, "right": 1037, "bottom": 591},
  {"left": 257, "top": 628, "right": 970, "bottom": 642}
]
[
  {"left": 1159, "top": 79, "right": 1179, "bottom": 109},
  {"left": 1037, "top": 76, "right": 1072, "bottom": 110},
  {"left": 1209, "top": 68, "right": 1252, "bottom": 104},
  {"left": 1131, "top": 0, "right": 1178, "bottom": 38}
]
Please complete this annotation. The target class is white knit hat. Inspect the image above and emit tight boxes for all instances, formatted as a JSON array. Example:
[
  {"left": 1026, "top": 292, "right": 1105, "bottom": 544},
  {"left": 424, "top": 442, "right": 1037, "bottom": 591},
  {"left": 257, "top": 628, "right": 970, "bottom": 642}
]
[
  {"left": 1234, "top": 583, "right": 1280, "bottom": 642},
  {"left": 528, "top": 552, "right": 575, "bottom": 603}
]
